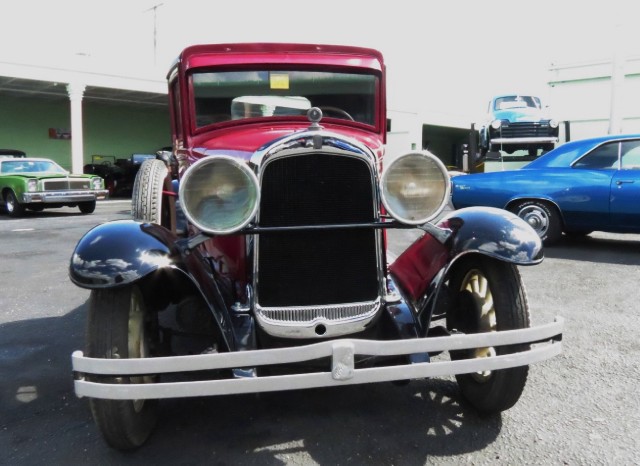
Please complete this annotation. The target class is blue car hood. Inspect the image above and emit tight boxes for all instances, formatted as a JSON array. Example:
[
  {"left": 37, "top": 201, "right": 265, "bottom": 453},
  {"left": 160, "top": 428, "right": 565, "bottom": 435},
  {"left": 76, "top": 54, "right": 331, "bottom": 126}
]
[{"left": 493, "top": 107, "right": 546, "bottom": 123}]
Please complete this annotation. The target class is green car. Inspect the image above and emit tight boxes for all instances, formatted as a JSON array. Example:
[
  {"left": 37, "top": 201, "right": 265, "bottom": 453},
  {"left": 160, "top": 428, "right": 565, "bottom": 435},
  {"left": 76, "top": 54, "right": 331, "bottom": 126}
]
[{"left": 0, "top": 157, "right": 109, "bottom": 217}]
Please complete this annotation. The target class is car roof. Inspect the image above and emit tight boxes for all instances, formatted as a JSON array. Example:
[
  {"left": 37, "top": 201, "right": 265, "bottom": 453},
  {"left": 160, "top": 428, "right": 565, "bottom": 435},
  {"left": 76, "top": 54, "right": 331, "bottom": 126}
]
[
  {"left": 526, "top": 133, "right": 640, "bottom": 168},
  {"left": 0, "top": 157, "right": 57, "bottom": 163},
  {"left": 171, "top": 42, "right": 385, "bottom": 77}
]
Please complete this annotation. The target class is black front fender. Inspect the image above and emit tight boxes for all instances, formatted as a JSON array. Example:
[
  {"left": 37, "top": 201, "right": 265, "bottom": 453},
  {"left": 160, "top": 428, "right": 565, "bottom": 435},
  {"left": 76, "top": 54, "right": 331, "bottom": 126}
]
[
  {"left": 69, "top": 220, "right": 178, "bottom": 288},
  {"left": 69, "top": 220, "right": 238, "bottom": 352},
  {"left": 439, "top": 206, "right": 543, "bottom": 265}
]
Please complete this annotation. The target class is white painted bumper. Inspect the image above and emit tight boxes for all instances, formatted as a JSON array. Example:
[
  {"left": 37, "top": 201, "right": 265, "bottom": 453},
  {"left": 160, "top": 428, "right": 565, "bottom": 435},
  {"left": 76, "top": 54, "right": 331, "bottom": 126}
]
[{"left": 72, "top": 316, "right": 563, "bottom": 400}]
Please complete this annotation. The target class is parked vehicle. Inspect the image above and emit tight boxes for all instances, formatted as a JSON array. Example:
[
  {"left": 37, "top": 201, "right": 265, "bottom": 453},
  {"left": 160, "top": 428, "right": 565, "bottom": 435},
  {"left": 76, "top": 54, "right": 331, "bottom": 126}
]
[
  {"left": 479, "top": 94, "right": 559, "bottom": 158},
  {"left": 0, "top": 157, "right": 108, "bottom": 216},
  {"left": 69, "top": 43, "right": 563, "bottom": 450},
  {"left": 0, "top": 149, "right": 26, "bottom": 159},
  {"left": 451, "top": 133, "right": 640, "bottom": 244},
  {"left": 84, "top": 153, "right": 156, "bottom": 197}
]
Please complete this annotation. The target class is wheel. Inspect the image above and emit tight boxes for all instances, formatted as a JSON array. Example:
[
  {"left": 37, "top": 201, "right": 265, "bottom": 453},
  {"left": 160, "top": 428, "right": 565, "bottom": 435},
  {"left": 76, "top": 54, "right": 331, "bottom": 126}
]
[
  {"left": 446, "top": 256, "right": 530, "bottom": 414},
  {"left": 85, "top": 285, "right": 159, "bottom": 450},
  {"left": 511, "top": 200, "right": 562, "bottom": 245},
  {"left": 132, "top": 159, "right": 175, "bottom": 230},
  {"left": 5, "top": 190, "right": 25, "bottom": 217},
  {"left": 78, "top": 201, "right": 96, "bottom": 214},
  {"left": 318, "top": 106, "right": 354, "bottom": 121}
]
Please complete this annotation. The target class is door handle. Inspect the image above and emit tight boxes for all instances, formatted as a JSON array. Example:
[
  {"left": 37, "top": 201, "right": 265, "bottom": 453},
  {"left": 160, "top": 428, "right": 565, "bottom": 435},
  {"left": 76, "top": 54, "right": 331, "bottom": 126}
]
[{"left": 616, "top": 180, "right": 635, "bottom": 185}]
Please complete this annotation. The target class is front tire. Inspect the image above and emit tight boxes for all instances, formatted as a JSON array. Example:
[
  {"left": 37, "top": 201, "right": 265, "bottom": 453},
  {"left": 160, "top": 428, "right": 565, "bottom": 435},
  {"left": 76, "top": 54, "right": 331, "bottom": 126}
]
[
  {"left": 512, "top": 199, "right": 562, "bottom": 245},
  {"left": 78, "top": 201, "right": 96, "bottom": 214},
  {"left": 86, "top": 285, "right": 159, "bottom": 450},
  {"left": 446, "top": 256, "right": 530, "bottom": 414},
  {"left": 5, "top": 191, "right": 25, "bottom": 217}
]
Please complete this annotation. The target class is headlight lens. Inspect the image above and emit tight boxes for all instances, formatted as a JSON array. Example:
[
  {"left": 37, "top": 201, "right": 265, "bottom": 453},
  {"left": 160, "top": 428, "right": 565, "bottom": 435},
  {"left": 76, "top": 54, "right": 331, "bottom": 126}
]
[
  {"left": 179, "top": 156, "right": 260, "bottom": 234},
  {"left": 490, "top": 119, "right": 502, "bottom": 130},
  {"left": 549, "top": 119, "right": 559, "bottom": 128},
  {"left": 92, "top": 177, "right": 102, "bottom": 189},
  {"left": 27, "top": 179, "right": 37, "bottom": 192},
  {"left": 381, "top": 152, "right": 450, "bottom": 225}
]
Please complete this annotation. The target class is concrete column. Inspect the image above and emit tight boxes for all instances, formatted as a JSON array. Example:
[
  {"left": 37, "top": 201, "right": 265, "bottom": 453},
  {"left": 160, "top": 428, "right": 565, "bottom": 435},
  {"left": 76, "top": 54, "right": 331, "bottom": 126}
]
[{"left": 66, "top": 82, "right": 86, "bottom": 173}]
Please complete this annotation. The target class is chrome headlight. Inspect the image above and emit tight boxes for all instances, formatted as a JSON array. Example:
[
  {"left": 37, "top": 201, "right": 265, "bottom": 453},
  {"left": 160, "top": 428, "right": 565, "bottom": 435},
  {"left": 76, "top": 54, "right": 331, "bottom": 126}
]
[
  {"left": 490, "top": 119, "right": 502, "bottom": 130},
  {"left": 549, "top": 119, "right": 559, "bottom": 128},
  {"left": 179, "top": 156, "right": 260, "bottom": 234},
  {"left": 27, "top": 179, "right": 37, "bottom": 192},
  {"left": 380, "top": 152, "right": 450, "bottom": 225},
  {"left": 92, "top": 177, "right": 103, "bottom": 189}
]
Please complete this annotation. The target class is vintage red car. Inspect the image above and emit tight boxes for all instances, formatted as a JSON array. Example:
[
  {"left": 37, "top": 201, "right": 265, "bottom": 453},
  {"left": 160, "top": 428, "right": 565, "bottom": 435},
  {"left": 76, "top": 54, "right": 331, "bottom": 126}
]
[{"left": 69, "top": 43, "right": 563, "bottom": 450}]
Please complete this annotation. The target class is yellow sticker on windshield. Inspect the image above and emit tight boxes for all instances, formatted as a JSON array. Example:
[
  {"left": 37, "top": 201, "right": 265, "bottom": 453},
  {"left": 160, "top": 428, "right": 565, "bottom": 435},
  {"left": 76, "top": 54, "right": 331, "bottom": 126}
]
[{"left": 270, "top": 73, "right": 290, "bottom": 90}]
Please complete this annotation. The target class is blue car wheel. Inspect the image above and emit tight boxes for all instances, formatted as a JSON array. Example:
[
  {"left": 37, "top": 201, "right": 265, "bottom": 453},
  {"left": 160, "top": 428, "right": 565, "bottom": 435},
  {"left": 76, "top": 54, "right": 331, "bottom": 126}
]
[{"left": 512, "top": 200, "right": 562, "bottom": 245}]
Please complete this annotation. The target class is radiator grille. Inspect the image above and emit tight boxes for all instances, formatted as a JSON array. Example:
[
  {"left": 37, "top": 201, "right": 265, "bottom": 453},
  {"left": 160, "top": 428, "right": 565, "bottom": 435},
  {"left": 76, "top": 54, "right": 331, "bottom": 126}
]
[
  {"left": 496, "top": 122, "right": 556, "bottom": 139},
  {"left": 43, "top": 179, "right": 91, "bottom": 190},
  {"left": 257, "top": 153, "right": 379, "bottom": 308}
]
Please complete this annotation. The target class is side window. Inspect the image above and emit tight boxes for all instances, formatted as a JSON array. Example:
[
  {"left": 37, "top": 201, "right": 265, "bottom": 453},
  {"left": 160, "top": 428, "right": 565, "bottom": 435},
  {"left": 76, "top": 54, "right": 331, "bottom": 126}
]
[
  {"left": 620, "top": 140, "right": 640, "bottom": 169},
  {"left": 573, "top": 142, "right": 619, "bottom": 169}
]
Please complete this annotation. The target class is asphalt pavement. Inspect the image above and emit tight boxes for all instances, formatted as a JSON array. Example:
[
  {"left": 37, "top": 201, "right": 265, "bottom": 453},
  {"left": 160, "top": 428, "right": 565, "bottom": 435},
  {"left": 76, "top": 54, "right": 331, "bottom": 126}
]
[{"left": 0, "top": 200, "right": 639, "bottom": 465}]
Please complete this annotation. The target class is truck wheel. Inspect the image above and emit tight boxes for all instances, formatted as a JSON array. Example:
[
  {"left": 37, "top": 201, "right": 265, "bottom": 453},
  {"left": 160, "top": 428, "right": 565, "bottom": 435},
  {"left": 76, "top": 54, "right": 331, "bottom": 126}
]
[
  {"left": 5, "top": 191, "right": 25, "bottom": 217},
  {"left": 512, "top": 199, "right": 562, "bottom": 245},
  {"left": 78, "top": 201, "right": 96, "bottom": 214},
  {"left": 86, "top": 285, "right": 159, "bottom": 450},
  {"left": 446, "top": 256, "right": 530, "bottom": 414},
  {"left": 132, "top": 159, "right": 168, "bottom": 224}
]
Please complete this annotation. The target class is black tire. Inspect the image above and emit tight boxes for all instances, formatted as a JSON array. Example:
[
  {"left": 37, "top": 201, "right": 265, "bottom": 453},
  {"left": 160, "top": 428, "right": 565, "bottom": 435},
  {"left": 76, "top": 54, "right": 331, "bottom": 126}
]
[
  {"left": 86, "top": 285, "right": 159, "bottom": 450},
  {"left": 132, "top": 159, "right": 168, "bottom": 224},
  {"left": 446, "top": 256, "right": 530, "bottom": 414},
  {"left": 511, "top": 199, "right": 562, "bottom": 245},
  {"left": 78, "top": 201, "right": 96, "bottom": 214},
  {"left": 5, "top": 190, "right": 25, "bottom": 217}
]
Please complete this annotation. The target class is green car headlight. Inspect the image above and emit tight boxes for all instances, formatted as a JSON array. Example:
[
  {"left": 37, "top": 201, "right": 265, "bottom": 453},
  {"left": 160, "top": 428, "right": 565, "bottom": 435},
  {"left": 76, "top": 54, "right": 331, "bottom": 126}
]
[
  {"left": 380, "top": 152, "right": 450, "bottom": 225},
  {"left": 92, "top": 177, "right": 103, "bottom": 189},
  {"left": 179, "top": 156, "right": 260, "bottom": 234},
  {"left": 27, "top": 179, "right": 38, "bottom": 192}
]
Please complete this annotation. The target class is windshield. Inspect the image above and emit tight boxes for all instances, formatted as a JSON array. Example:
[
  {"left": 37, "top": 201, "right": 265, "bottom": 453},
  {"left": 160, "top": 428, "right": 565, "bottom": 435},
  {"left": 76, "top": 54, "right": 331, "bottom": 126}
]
[
  {"left": 493, "top": 95, "right": 541, "bottom": 111},
  {"left": 191, "top": 70, "right": 378, "bottom": 128},
  {"left": 0, "top": 160, "right": 67, "bottom": 174}
]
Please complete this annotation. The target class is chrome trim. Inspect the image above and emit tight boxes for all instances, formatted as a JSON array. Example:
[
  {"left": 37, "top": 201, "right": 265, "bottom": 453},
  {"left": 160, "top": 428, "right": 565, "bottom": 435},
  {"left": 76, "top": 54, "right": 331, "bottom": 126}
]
[
  {"left": 490, "top": 136, "right": 559, "bottom": 145},
  {"left": 250, "top": 128, "right": 378, "bottom": 169},
  {"left": 72, "top": 316, "right": 564, "bottom": 400},
  {"left": 255, "top": 299, "right": 381, "bottom": 338},
  {"left": 22, "top": 190, "right": 108, "bottom": 203}
]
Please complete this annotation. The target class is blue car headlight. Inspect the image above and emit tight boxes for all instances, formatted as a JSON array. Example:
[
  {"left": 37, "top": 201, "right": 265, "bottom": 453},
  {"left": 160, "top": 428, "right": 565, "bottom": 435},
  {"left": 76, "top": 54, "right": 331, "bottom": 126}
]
[
  {"left": 179, "top": 155, "right": 260, "bottom": 234},
  {"left": 380, "top": 152, "right": 450, "bottom": 225},
  {"left": 491, "top": 120, "right": 502, "bottom": 130}
]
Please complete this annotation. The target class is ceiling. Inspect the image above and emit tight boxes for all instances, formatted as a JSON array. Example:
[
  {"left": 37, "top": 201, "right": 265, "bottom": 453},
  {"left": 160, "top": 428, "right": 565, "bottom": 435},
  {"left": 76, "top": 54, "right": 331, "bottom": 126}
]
[{"left": 0, "top": 75, "right": 168, "bottom": 108}]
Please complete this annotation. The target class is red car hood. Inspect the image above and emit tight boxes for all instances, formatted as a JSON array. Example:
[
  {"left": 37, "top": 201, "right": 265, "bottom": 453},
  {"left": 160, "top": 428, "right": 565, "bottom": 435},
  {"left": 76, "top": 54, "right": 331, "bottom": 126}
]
[{"left": 189, "top": 122, "right": 384, "bottom": 160}]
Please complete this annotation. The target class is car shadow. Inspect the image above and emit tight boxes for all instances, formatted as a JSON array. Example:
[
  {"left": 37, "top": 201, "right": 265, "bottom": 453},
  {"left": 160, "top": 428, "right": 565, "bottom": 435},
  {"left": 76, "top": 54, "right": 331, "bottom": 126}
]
[
  {"left": 0, "top": 304, "right": 502, "bottom": 464},
  {"left": 544, "top": 233, "right": 640, "bottom": 266}
]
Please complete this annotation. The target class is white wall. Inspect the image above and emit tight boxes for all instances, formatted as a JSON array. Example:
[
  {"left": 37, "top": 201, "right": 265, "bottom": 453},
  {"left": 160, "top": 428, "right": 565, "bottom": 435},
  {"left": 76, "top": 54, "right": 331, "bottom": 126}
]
[{"left": 548, "top": 56, "right": 640, "bottom": 141}]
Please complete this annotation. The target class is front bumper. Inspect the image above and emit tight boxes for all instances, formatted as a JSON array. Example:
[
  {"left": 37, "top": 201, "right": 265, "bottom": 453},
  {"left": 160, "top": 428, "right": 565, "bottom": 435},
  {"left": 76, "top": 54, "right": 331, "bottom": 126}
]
[
  {"left": 22, "top": 189, "right": 109, "bottom": 204},
  {"left": 72, "top": 316, "right": 563, "bottom": 400},
  {"left": 490, "top": 136, "right": 558, "bottom": 145}
]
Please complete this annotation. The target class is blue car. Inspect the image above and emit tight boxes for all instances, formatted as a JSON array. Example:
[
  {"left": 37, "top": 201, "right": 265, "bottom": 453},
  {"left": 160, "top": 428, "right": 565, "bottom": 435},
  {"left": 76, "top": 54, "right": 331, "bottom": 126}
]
[
  {"left": 451, "top": 133, "right": 640, "bottom": 244},
  {"left": 479, "top": 94, "right": 559, "bottom": 157}
]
